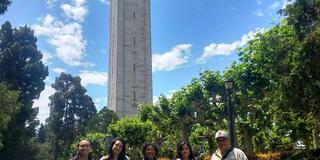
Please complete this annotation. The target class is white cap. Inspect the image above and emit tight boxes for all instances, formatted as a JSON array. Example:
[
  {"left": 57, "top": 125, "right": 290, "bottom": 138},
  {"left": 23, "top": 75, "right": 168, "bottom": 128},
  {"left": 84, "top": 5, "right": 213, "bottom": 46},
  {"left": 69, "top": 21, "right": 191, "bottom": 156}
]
[{"left": 215, "top": 130, "right": 229, "bottom": 139}]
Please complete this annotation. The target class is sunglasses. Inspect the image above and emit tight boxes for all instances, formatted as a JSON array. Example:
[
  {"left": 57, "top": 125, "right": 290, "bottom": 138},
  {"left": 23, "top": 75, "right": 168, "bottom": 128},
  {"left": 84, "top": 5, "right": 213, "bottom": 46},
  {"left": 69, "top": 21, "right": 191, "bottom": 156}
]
[{"left": 215, "top": 138, "right": 227, "bottom": 142}]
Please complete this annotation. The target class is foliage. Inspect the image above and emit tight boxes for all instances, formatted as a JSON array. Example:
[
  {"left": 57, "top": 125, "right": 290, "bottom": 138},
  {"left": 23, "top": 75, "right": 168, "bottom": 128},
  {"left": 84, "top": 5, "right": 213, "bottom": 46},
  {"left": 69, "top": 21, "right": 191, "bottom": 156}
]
[
  {"left": 240, "top": 15, "right": 320, "bottom": 148},
  {"left": 71, "top": 132, "right": 108, "bottom": 160},
  {"left": 108, "top": 117, "right": 159, "bottom": 159},
  {"left": 136, "top": 0, "right": 320, "bottom": 154},
  {"left": 47, "top": 72, "right": 96, "bottom": 159},
  {"left": 0, "top": 21, "right": 48, "bottom": 159},
  {"left": 139, "top": 100, "right": 181, "bottom": 158},
  {"left": 280, "top": 0, "right": 320, "bottom": 39},
  {"left": 0, "top": 0, "right": 11, "bottom": 15},
  {"left": 0, "top": 0, "right": 320, "bottom": 158},
  {"left": 168, "top": 71, "right": 225, "bottom": 143},
  {"left": 0, "top": 83, "right": 20, "bottom": 150},
  {"left": 37, "top": 124, "right": 46, "bottom": 143},
  {"left": 85, "top": 107, "right": 118, "bottom": 133},
  {"left": 189, "top": 124, "right": 213, "bottom": 157}
]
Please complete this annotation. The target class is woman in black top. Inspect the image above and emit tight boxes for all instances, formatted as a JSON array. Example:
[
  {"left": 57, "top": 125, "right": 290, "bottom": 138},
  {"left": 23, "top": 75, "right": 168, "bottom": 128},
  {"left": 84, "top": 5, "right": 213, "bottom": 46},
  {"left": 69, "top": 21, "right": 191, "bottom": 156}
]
[
  {"left": 176, "top": 141, "right": 195, "bottom": 160},
  {"left": 142, "top": 143, "right": 159, "bottom": 160}
]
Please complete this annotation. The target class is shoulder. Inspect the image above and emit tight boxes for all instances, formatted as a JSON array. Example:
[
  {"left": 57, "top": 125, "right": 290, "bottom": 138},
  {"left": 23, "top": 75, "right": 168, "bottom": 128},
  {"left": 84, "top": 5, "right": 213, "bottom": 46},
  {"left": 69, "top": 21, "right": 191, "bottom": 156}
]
[
  {"left": 233, "top": 148, "right": 245, "bottom": 154},
  {"left": 100, "top": 156, "right": 108, "bottom": 160},
  {"left": 72, "top": 155, "right": 79, "bottom": 160},
  {"left": 210, "top": 149, "right": 221, "bottom": 160},
  {"left": 233, "top": 148, "right": 248, "bottom": 159}
]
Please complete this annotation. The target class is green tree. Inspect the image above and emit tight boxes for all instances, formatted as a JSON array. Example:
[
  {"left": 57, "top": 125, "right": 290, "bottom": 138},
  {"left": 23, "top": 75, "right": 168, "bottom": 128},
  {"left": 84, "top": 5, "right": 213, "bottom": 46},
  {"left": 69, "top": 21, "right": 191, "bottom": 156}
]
[
  {"left": 281, "top": 0, "right": 320, "bottom": 148},
  {"left": 0, "top": 21, "right": 48, "bottom": 159},
  {"left": 37, "top": 124, "right": 46, "bottom": 143},
  {"left": 85, "top": 107, "right": 118, "bottom": 133},
  {"left": 139, "top": 96, "right": 181, "bottom": 158},
  {"left": 169, "top": 71, "right": 225, "bottom": 144},
  {"left": 223, "top": 62, "right": 274, "bottom": 153},
  {"left": 240, "top": 17, "right": 319, "bottom": 149},
  {"left": 0, "top": 83, "right": 20, "bottom": 151},
  {"left": 71, "top": 132, "right": 108, "bottom": 160},
  {"left": 0, "top": 0, "right": 11, "bottom": 15},
  {"left": 108, "top": 117, "right": 159, "bottom": 159},
  {"left": 139, "top": 71, "right": 225, "bottom": 154},
  {"left": 280, "top": 0, "right": 320, "bottom": 39},
  {"left": 47, "top": 73, "right": 96, "bottom": 160}
]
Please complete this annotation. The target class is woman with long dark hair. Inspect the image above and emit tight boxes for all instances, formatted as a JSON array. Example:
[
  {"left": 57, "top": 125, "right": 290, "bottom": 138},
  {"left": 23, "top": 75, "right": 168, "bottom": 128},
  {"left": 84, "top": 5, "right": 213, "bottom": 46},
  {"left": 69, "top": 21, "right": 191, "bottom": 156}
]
[
  {"left": 142, "top": 143, "right": 159, "bottom": 160},
  {"left": 100, "top": 138, "right": 129, "bottom": 160},
  {"left": 176, "top": 141, "right": 195, "bottom": 160}
]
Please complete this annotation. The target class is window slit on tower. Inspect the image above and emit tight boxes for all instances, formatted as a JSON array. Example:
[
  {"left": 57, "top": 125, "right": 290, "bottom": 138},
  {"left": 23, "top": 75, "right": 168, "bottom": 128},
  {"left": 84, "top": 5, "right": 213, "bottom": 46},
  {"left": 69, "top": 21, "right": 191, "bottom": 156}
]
[
  {"left": 133, "top": 64, "right": 136, "bottom": 73},
  {"left": 133, "top": 37, "right": 136, "bottom": 47}
]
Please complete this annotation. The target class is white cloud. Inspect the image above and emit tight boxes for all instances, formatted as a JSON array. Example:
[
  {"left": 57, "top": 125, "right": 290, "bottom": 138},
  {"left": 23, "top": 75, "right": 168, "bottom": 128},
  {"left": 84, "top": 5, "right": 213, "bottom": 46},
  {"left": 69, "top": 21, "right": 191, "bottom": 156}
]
[
  {"left": 152, "top": 44, "right": 192, "bottom": 72},
  {"left": 61, "top": 0, "right": 88, "bottom": 22},
  {"left": 41, "top": 51, "right": 53, "bottom": 65},
  {"left": 32, "top": 14, "right": 93, "bottom": 67},
  {"left": 270, "top": 2, "right": 281, "bottom": 10},
  {"left": 33, "top": 85, "right": 56, "bottom": 124},
  {"left": 53, "top": 67, "right": 66, "bottom": 74},
  {"left": 78, "top": 71, "right": 108, "bottom": 86},
  {"left": 257, "top": 0, "right": 262, "bottom": 5},
  {"left": 197, "top": 28, "right": 266, "bottom": 63},
  {"left": 253, "top": 9, "right": 264, "bottom": 17},
  {"left": 46, "top": 0, "right": 59, "bottom": 8},
  {"left": 100, "top": 0, "right": 110, "bottom": 5}
]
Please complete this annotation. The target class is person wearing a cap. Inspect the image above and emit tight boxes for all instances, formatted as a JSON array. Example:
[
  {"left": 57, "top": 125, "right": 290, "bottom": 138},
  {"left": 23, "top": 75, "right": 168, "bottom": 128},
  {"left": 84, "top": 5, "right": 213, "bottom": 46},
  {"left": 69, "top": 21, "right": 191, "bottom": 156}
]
[{"left": 210, "top": 130, "right": 247, "bottom": 160}]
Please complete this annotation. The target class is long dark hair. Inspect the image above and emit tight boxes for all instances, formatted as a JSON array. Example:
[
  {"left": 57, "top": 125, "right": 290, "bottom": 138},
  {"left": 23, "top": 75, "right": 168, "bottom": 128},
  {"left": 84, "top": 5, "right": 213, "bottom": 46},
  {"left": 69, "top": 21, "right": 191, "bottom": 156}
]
[
  {"left": 176, "top": 141, "right": 195, "bottom": 160},
  {"left": 142, "top": 143, "right": 159, "bottom": 160},
  {"left": 107, "top": 138, "right": 126, "bottom": 160}
]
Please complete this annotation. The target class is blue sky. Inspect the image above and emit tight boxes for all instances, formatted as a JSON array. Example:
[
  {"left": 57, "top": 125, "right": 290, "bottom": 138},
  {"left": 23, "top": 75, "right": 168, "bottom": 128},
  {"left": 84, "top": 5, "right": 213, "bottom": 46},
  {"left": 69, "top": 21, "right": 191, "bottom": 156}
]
[{"left": 0, "top": 0, "right": 289, "bottom": 124}]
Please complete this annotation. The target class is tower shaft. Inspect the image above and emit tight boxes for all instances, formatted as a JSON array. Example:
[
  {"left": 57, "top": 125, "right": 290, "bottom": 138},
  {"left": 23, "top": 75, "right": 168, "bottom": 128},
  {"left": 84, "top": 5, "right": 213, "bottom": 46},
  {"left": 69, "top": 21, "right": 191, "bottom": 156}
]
[{"left": 108, "top": 0, "right": 152, "bottom": 117}]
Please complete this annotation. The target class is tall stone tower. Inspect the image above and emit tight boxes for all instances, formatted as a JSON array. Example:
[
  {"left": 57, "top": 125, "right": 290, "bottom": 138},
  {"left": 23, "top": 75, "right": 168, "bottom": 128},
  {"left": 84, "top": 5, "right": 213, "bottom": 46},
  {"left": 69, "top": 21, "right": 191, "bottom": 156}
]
[{"left": 108, "top": 0, "right": 152, "bottom": 117}]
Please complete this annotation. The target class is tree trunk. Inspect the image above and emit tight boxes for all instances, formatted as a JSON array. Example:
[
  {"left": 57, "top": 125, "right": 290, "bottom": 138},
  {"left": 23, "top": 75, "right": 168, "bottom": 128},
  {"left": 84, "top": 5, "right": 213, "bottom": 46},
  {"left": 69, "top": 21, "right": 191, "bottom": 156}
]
[
  {"left": 312, "top": 122, "right": 319, "bottom": 149},
  {"left": 182, "top": 122, "right": 189, "bottom": 142},
  {"left": 243, "top": 127, "right": 253, "bottom": 154},
  {"left": 53, "top": 138, "right": 58, "bottom": 160}
]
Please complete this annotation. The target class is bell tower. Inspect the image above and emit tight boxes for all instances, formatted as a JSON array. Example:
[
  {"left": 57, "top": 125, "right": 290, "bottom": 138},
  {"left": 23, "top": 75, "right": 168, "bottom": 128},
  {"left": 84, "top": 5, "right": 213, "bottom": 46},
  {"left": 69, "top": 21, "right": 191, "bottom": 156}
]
[{"left": 108, "top": 0, "right": 152, "bottom": 117}]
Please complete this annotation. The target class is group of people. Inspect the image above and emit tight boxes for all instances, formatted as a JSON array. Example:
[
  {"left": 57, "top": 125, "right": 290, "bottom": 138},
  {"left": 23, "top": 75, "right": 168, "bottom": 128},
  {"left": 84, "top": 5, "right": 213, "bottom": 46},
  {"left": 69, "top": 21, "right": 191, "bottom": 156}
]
[{"left": 72, "top": 130, "right": 248, "bottom": 160}]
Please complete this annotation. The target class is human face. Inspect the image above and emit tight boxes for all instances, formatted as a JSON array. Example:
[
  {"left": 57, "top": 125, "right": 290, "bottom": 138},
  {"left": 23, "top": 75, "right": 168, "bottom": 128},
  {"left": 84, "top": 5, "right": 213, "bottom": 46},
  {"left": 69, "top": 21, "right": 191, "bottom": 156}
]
[
  {"left": 112, "top": 140, "right": 123, "bottom": 156},
  {"left": 215, "top": 137, "right": 230, "bottom": 154},
  {"left": 145, "top": 145, "right": 156, "bottom": 160},
  {"left": 79, "top": 140, "right": 90, "bottom": 156},
  {"left": 181, "top": 144, "right": 190, "bottom": 159}
]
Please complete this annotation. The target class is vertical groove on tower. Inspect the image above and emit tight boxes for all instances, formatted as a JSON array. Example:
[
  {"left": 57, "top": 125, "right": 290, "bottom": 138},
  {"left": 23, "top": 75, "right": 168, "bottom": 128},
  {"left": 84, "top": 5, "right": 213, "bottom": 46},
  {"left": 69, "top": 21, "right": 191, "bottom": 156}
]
[{"left": 108, "top": 0, "right": 152, "bottom": 117}]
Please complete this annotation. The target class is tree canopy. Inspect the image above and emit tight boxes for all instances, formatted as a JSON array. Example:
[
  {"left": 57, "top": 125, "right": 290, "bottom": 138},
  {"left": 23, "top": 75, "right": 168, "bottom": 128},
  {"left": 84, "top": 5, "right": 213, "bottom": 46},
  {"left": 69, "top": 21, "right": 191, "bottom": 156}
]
[
  {"left": 0, "top": 21, "right": 48, "bottom": 160},
  {"left": 47, "top": 72, "right": 96, "bottom": 159},
  {"left": 0, "top": 0, "right": 11, "bottom": 15}
]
